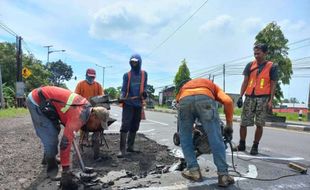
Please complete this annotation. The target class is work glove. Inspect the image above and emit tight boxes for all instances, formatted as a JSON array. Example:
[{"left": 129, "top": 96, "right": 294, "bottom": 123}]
[
  {"left": 142, "top": 91, "right": 148, "bottom": 99},
  {"left": 60, "top": 171, "right": 78, "bottom": 190},
  {"left": 237, "top": 96, "right": 243, "bottom": 108},
  {"left": 223, "top": 126, "right": 233, "bottom": 143}
]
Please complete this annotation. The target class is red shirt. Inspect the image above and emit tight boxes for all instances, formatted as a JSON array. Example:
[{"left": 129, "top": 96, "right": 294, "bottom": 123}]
[{"left": 31, "top": 86, "right": 91, "bottom": 167}]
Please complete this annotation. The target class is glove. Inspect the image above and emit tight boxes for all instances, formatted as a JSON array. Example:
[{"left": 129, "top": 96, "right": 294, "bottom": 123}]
[
  {"left": 60, "top": 171, "right": 78, "bottom": 190},
  {"left": 142, "top": 91, "right": 148, "bottom": 99},
  {"left": 223, "top": 126, "right": 233, "bottom": 142},
  {"left": 237, "top": 96, "right": 243, "bottom": 108}
]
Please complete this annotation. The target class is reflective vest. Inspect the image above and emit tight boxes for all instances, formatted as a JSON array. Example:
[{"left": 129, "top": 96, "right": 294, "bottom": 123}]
[
  {"left": 176, "top": 78, "right": 216, "bottom": 101},
  {"left": 245, "top": 60, "right": 273, "bottom": 96},
  {"left": 125, "top": 70, "right": 146, "bottom": 98}
]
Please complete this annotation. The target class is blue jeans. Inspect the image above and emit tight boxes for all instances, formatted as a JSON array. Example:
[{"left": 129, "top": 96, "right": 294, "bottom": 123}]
[
  {"left": 26, "top": 97, "right": 59, "bottom": 158},
  {"left": 179, "top": 95, "right": 228, "bottom": 174}
]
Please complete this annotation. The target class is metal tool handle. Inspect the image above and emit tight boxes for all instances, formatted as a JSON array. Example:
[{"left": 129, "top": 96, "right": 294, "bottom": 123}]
[{"left": 73, "top": 132, "right": 86, "bottom": 172}]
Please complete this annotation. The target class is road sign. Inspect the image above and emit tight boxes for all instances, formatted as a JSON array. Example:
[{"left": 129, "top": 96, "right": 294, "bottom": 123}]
[{"left": 22, "top": 67, "right": 32, "bottom": 79}]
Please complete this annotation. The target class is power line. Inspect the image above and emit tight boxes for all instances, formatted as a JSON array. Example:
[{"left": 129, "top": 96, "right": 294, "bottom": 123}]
[
  {"left": 0, "top": 21, "right": 18, "bottom": 37},
  {"left": 148, "top": 0, "right": 210, "bottom": 56}
]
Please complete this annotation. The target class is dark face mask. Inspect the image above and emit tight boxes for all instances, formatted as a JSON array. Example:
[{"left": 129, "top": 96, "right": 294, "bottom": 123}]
[
  {"left": 86, "top": 75, "right": 95, "bottom": 84},
  {"left": 130, "top": 61, "right": 140, "bottom": 72}
]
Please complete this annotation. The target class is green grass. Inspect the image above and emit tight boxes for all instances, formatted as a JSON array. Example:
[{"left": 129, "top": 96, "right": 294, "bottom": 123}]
[
  {"left": 274, "top": 112, "right": 308, "bottom": 122},
  {"left": 0, "top": 108, "right": 29, "bottom": 118}
]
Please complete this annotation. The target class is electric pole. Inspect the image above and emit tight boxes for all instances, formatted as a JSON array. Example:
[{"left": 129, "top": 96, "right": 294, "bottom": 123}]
[
  {"left": 308, "top": 83, "right": 310, "bottom": 121},
  {"left": 95, "top": 64, "right": 112, "bottom": 87},
  {"left": 223, "top": 64, "right": 226, "bottom": 92},
  {"left": 0, "top": 64, "right": 4, "bottom": 109},
  {"left": 16, "top": 36, "right": 24, "bottom": 107}
]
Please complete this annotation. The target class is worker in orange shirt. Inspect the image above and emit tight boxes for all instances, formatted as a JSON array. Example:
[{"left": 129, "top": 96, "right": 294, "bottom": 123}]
[
  {"left": 75, "top": 68, "right": 104, "bottom": 158},
  {"left": 176, "top": 78, "right": 234, "bottom": 187}
]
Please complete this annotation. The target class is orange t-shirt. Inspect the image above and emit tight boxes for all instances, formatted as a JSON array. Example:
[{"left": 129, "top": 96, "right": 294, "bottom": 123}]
[{"left": 75, "top": 80, "right": 104, "bottom": 100}]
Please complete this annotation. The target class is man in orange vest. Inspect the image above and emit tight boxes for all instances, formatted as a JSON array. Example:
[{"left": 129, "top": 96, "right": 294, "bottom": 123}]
[
  {"left": 75, "top": 68, "right": 104, "bottom": 158},
  {"left": 176, "top": 78, "right": 234, "bottom": 187},
  {"left": 234, "top": 43, "right": 278, "bottom": 155},
  {"left": 117, "top": 54, "right": 147, "bottom": 158},
  {"left": 26, "top": 86, "right": 109, "bottom": 189}
]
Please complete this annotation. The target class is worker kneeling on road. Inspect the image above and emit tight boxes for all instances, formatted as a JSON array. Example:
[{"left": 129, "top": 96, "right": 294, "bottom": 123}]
[
  {"left": 176, "top": 78, "right": 235, "bottom": 187},
  {"left": 26, "top": 86, "right": 109, "bottom": 189}
]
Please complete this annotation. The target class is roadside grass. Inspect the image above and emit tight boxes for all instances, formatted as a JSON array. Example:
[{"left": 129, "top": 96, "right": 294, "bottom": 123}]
[
  {"left": 155, "top": 106, "right": 308, "bottom": 122},
  {"left": 0, "top": 108, "right": 29, "bottom": 118}
]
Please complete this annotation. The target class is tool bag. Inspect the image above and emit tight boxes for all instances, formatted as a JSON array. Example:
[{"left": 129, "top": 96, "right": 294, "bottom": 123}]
[{"left": 38, "top": 88, "right": 60, "bottom": 125}]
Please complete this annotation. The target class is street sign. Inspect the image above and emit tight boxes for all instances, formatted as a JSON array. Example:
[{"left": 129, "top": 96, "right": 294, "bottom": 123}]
[{"left": 22, "top": 67, "right": 32, "bottom": 79}]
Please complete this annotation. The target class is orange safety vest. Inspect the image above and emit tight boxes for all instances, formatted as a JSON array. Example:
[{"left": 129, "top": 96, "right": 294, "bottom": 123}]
[
  {"left": 176, "top": 78, "right": 216, "bottom": 102},
  {"left": 125, "top": 70, "right": 146, "bottom": 98},
  {"left": 245, "top": 60, "right": 273, "bottom": 96},
  {"left": 120, "top": 70, "right": 146, "bottom": 107}
]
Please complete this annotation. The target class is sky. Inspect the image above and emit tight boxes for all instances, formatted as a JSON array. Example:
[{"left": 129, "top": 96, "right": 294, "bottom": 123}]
[{"left": 0, "top": 0, "right": 309, "bottom": 102}]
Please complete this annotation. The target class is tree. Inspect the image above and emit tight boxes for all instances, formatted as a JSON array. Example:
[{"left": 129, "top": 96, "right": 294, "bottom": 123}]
[
  {"left": 146, "top": 84, "right": 155, "bottom": 98},
  {"left": 23, "top": 55, "right": 51, "bottom": 92},
  {"left": 174, "top": 59, "right": 191, "bottom": 94},
  {"left": 289, "top": 97, "right": 299, "bottom": 103},
  {"left": 105, "top": 87, "right": 118, "bottom": 99},
  {"left": 282, "top": 98, "right": 289, "bottom": 103},
  {"left": 255, "top": 22, "right": 293, "bottom": 102},
  {"left": 0, "top": 42, "right": 17, "bottom": 88},
  {"left": 46, "top": 60, "right": 73, "bottom": 87}
]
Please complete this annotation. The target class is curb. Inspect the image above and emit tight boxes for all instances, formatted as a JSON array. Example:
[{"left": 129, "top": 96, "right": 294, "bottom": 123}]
[{"left": 146, "top": 108, "right": 310, "bottom": 133}]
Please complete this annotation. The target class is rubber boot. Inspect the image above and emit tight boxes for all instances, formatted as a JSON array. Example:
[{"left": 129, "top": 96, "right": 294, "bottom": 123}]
[
  {"left": 127, "top": 132, "right": 140, "bottom": 153},
  {"left": 46, "top": 157, "right": 58, "bottom": 178},
  {"left": 250, "top": 142, "right": 259, "bottom": 155},
  {"left": 232, "top": 140, "right": 246, "bottom": 152},
  {"left": 117, "top": 132, "right": 127, "bottom": 158},
  {"left": 41, "top": 153, "right": 47, "bottom": 165}
]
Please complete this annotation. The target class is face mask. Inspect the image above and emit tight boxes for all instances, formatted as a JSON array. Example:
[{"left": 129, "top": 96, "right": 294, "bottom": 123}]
[{"left": 86, "top": 75, "right": 95, "bottom": 84}]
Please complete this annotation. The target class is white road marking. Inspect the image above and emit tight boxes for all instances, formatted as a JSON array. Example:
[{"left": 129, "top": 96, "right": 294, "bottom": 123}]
[
  {"left": 105, "top": 129, "right": 155, "bottom": 133},
  {"left": 146, "top": 119, "right": 169, "bottom": 126},
  {"left": 228, "top": 152, "right": 304, "bottom": 161},
  {"left": 135, "top": 165, "right": 258, "bottom": 190}
]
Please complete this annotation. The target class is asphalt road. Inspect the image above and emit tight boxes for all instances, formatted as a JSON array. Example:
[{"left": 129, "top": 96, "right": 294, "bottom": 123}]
[{"left": 108, "top": 105, "right": 310, "bottom": 190}]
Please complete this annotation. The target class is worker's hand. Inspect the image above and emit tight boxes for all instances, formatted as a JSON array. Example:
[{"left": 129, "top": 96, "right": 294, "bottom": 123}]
[
  {"left": 237, "top": 96, "right": 243, "bottom": 108},
  {"left": 118, "top": 98, "right": 125, "bottom": 103},
  {"left": 60, "top": 171, "right": 78, "bottom": 190},
  {"left": 142, "top": 91, "right": 148, "bottom": 99},
  {"left": 223, "top": 126, "right": 233, "bottom": 142}
]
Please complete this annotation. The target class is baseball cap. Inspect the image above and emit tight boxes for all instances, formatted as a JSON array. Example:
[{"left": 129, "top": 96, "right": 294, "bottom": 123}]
[
  {"left": 86, "top": 68, "right": 96, "bottom": 77},
  {"left": 130, "top": 57, "right": 139, "bottom": 62}
]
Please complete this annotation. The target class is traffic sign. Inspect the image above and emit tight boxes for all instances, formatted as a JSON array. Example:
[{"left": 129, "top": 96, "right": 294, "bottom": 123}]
[{"left": 22, "top": 67, "right": 32, "bottom": 79}]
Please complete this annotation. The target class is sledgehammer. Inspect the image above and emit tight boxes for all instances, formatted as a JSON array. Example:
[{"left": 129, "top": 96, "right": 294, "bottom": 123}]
[{"left": 73, "top": 132, "right": 97, "bottom": 182}]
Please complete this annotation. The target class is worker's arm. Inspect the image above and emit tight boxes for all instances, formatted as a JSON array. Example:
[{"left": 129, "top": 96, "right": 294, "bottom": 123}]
[
  {"left": 239, "top": 75, "right": 249, "bottom": 97},
  {"left": 74, "top": 82, "right": 81, "bottom": 95},
  {"left": 268, "top": 80, "right": 276, "bottom": 109},
  {"left": 214, "top": 85, "right": 234, "bottom": 127}
]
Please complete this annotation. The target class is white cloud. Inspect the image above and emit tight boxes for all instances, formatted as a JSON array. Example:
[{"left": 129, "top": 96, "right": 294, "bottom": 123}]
[
  {"left": 278, "top": 19, "right": 307, "bottom": 32},
  {"left": 88, "top": 0, "right": 191, "bottom": 49},
  {"left": 199, "top": 15, "right": 234, "bottom": 32},
  {"left": 241, "top": 17, "right": 264, "bottom": 33}
]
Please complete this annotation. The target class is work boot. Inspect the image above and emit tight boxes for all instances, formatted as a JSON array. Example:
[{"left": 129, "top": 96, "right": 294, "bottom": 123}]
[
  {"left": 117, "top": 132, "right": 127, "bottom": 158},
  {"left": 181, "top": 168, "right": 203, "bottom": 182},
  {"left": 127, "top": 132, "right": 140, "bottom": 153},
  {"left": 46, "top": 157, "right": 59, "bottom": 178},
  {"left": 250, "top": 143, "right": 259, "bottom": 155},
  {"left": 41, "top": 153, "right": 47, "bottom": 165},
  {"left": 232, "top": 140, "right": 246, "bottom": 152},
  {"left": 218, "top": 174, "right": 235, "bottom": 187}
]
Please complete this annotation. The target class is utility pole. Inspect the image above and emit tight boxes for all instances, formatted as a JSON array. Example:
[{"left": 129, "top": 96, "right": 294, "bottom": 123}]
[
  {"left": 308, "top": 83, "right": 310, "bottom": 121},
  {"left": 16, "top": 36, "right": 24, "bottom": 107},
  {"left": 223, "top": 64, "right": 226, "bottom": 92},
  {"left": 95, "top": 64, "right": 112, "bottom": 87},
  {"left": 44, "top": 45, "right": 65, "bottom": 64},
  {"left": 0, "top": 64, "right": 4, "bottom": 109}
]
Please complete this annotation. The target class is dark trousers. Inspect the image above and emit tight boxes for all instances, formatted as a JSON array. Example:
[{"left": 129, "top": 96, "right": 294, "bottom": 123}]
[{"left": 120, "top": 104, "right": 142, "bottom": 133}]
